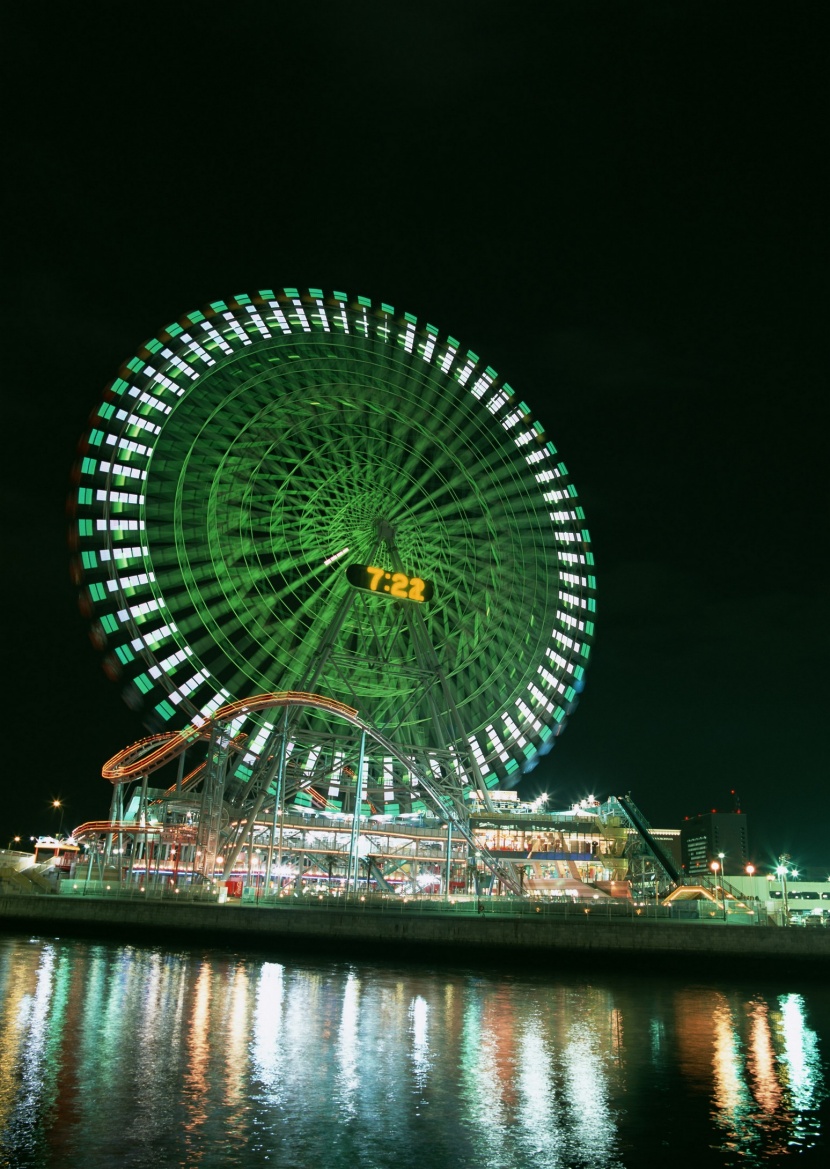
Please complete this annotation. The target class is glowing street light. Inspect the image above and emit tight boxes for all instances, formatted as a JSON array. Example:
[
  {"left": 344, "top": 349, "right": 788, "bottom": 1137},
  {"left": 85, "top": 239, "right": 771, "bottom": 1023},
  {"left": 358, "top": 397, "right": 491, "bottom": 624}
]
[
  {"left": 718, "top": 852, "right": 727, "bottom": 919},
  {"left": 52, "top": 799, "right": 65, "bottom": 837},
  {"left": 776, "top": 854, "right": 792, "bottom": 924},
  {"left": 710, "top": 860, "right": 724, "bottom": 921}
]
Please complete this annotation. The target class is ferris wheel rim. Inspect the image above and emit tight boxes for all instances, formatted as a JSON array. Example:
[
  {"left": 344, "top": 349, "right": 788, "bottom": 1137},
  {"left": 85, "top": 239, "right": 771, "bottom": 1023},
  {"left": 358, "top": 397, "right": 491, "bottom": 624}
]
[{"left": 71, "top": 287, "right": 596, "bottom": 788}]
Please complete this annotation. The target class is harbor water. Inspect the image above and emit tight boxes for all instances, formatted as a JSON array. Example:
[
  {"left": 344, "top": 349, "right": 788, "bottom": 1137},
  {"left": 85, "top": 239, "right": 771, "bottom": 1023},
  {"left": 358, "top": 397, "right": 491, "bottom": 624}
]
[{"left": 0, "top": 931, "right": 827, "bottom": 1168}]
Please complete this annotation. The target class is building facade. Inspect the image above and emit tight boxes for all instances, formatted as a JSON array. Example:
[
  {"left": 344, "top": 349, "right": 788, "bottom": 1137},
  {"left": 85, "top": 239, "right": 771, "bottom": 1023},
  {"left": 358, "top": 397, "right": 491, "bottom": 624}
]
[{"left": 680, "top": 812, "right": 749, "bottom": 877}]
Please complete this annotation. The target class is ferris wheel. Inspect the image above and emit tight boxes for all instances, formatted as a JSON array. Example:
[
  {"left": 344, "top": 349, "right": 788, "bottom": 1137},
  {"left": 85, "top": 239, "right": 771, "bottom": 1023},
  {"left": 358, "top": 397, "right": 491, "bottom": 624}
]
[{"left": 70, "top": 288, "right": 595, "bottom": 811}]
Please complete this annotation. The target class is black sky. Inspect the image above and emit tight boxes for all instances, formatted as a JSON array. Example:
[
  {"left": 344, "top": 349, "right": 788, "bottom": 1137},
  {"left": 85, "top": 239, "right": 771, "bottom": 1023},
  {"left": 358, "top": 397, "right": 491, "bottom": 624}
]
[{"left": 4, "top": 2, "right": 828, "bottom": 872}]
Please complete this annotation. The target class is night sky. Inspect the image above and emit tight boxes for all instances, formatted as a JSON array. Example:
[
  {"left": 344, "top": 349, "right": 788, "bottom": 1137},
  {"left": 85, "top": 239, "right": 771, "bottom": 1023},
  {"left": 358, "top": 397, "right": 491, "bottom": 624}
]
[{"left": 5, "top": 3, "right": 827, "bottom": 873}]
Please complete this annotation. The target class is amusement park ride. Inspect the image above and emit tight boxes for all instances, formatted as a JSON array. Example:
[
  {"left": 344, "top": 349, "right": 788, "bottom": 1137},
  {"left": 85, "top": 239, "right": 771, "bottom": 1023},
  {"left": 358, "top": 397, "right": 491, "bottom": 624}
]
[{"left": 68, "top": 289, "right": 597, "bottom": 897}]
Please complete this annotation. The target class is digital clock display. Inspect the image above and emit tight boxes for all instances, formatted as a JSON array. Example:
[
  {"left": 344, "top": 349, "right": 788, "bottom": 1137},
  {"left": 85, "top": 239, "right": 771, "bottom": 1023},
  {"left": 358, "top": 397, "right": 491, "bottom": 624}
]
[{"left": 346, "top": 564, "right": 434, "bottom": 603}]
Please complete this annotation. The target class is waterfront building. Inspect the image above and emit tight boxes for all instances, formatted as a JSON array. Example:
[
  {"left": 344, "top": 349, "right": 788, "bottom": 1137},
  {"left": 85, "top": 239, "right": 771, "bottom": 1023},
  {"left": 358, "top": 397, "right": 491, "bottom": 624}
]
[
  {"left": 728, "top": 874, "right": 830, "bottom": 924},
  {"left": 680, "top": 811, "right": 749, "bottom": 877},
  {"left": 54, "top": 793, "right": 681, "bottom": 902}
]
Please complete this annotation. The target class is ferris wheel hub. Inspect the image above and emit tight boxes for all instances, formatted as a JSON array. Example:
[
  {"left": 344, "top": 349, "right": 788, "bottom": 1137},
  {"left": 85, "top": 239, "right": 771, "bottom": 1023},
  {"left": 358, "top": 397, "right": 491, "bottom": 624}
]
[{"left": 375, "top": 518, "right": 397, "bottom": 545}]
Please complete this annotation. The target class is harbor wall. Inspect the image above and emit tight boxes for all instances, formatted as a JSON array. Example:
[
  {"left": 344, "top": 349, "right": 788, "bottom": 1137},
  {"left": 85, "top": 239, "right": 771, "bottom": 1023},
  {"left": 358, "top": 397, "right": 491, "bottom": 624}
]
[{"left": 2, "top": 894, "right": 830, "bottom": 972}]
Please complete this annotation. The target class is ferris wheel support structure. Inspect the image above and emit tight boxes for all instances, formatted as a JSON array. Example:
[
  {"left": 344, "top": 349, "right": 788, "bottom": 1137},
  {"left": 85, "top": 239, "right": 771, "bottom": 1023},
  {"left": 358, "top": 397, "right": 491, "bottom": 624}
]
[
  {"left": 98, "top": 691, "right": 524, "bottom": 893},
  {"left": 211, "top": 516, "right": 497, "bottom": 883},
  {"left": 382, "top": 521, "right": 495, "bottom": 811}
]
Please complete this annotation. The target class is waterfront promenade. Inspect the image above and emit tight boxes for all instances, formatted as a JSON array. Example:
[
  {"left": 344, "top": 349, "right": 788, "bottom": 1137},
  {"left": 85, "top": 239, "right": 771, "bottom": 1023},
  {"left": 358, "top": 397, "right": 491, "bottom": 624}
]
[{"left": 2, "top": 888, "right": 829, "bottom": 972}]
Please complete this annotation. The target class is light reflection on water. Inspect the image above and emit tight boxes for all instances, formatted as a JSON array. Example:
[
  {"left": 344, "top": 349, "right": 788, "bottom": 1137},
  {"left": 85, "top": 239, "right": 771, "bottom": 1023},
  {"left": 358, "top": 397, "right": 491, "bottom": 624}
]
[{"left": 0, "top": 936, "right": 827, "bottom": 1168}]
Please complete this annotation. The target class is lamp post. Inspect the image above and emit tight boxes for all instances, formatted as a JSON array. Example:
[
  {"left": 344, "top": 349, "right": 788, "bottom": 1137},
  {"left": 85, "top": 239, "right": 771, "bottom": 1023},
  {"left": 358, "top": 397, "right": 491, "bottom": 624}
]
[
  {"left": 718, "top": 852, "right": 726, "bottom": 919},
  {"left": 52, "top": 799, "right": 65, "bottom": 837},
  {"left": 743, "top": 863, "right": 756, "bottom": 921},
  {"left": 776, "top": 854, "right": 791, "bottom": 925},
  {"left": 710, "top": 860, "right": 723, "bottom": 920}
]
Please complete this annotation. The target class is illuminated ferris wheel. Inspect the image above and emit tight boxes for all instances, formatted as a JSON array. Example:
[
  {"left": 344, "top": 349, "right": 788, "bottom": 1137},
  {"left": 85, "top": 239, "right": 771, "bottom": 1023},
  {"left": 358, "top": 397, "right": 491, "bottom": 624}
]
[{"left": 71, "top": 288, "right": 595, "bottom": 815}]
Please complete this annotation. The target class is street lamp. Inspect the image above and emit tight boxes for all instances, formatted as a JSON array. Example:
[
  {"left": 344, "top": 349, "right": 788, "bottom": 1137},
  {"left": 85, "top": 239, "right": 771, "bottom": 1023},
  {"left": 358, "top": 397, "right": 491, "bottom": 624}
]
[
  {"left": 776, "top": 854, "right": 791, "bottom": 924},
  {"left": 710, "top": 860, "right": 723, "bottom": 919},
  {"left": 52, "top": 799, "right": 65, "bottom": 837}
]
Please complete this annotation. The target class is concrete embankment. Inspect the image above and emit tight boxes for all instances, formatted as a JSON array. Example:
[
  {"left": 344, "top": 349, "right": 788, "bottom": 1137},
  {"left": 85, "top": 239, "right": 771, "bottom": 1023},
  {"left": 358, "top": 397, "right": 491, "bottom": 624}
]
[{"left": 3, "top": 893, "right": 830, "bottom": 973}]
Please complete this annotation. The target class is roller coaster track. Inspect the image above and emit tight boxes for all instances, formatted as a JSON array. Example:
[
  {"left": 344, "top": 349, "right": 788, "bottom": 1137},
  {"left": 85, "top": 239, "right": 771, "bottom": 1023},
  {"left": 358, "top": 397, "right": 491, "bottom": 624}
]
[
  {"left": 101, "top": 692, "right": 360, "bottom": 783},
  {"left": 73, "top": 820, "right": 198, "bottom": 846}
]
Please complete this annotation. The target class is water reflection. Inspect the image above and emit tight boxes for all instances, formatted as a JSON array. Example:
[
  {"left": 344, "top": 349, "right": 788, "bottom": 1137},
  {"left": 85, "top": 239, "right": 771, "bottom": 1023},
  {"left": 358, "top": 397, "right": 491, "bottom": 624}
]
[
  {"left": 707, "top": 990, "right": 825, "bottom": 1161},
  {"left": 185, "top": 960, "right": 211, "bottom": 1135},
  {"left": 410, "top": 994, "right": 430, "bottom": 1087},
  {"left": 251, "top": 961, "right": 284, "bottom": 1099},
  {"left": 779, "top": 993, "right": 824, "bottom": 1149},
  {"left": 712, "top": 997, "right": 758, "bottom": 1154},
  {"left": 747, "top": 999, "right": 781, "bottom": 1117},
  {"left": 0, "top": 936, "right": 827, "bottom": 1168},
  {"left": 337, "top": 971, "right": 361, "bottom": 1113}
]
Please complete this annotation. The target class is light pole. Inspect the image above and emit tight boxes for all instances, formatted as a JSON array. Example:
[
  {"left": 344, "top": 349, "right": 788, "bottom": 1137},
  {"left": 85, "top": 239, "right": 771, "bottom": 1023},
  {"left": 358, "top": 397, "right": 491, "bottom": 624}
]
[
  {"left": 718, "top": 852, "right": 726, "bottom": 919},
  {"left": 52, "top": 799, "right": 65, "bottom": 837},
  {"left": 744, "top": 864, "right": 756, "bottom": 921},
  {"left": 6, "top": 835, "right": 20, "bottom": 850},
  {"left": 776, "top": 854, "right": 791, "bottom": 924},
  {"left": 710, "top": 860, "right": 723, "bottom": 920}
]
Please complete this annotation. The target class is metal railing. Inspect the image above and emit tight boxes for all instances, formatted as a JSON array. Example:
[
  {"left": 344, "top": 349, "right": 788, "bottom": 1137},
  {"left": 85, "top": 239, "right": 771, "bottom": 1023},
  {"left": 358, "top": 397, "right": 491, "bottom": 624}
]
[{"left": 40, "top": 880, "right": 772, "bottom": 924}]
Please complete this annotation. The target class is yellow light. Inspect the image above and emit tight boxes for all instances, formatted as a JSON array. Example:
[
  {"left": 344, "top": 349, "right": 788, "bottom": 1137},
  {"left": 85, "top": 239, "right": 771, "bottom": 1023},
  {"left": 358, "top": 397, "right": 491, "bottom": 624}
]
[{"left": 351, "top": 564, "right": 430, "bottom": 602}]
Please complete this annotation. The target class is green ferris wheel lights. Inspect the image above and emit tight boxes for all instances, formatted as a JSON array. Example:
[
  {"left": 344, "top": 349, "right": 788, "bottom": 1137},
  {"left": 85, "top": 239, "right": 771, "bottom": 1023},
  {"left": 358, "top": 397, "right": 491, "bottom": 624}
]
[{"left": 71, "top": 289, "right": 596, "bottom": 789}]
